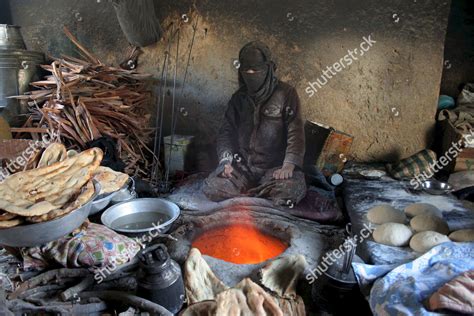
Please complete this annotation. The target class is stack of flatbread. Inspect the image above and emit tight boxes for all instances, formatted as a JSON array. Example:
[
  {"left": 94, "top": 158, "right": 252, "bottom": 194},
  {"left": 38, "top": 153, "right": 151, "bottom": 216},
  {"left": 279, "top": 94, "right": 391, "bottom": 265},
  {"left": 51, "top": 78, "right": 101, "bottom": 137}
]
[
  {"left": 36, "top": 143, "right": 129, "bottom": 196},
  {"left": 0, "top": 147, "right": 103, "bottom": 228},
  {"left": 93, "top": 166, "right": 129, "bottom": 195}
]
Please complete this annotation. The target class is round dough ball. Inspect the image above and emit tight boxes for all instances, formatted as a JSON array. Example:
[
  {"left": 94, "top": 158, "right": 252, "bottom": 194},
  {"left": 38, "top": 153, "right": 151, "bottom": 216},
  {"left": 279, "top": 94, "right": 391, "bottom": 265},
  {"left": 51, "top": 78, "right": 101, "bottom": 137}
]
[
  {"left": 404, "top": 203, "right": 442, "bottom": 218},
  {"left": 449, "top": 229, "right": 474, "bottom": 242},
  {"left": 373, "top": 223, "right": 413, "bottom": 246},
  {"left": 367, "top": 204, "right": 406, "bottom": 224},
  {"left": 409, "top": 231, "right": 450, "bottom": 253},
  {"left": 410, "top": 214, "right": 449, "bottom": 235}
]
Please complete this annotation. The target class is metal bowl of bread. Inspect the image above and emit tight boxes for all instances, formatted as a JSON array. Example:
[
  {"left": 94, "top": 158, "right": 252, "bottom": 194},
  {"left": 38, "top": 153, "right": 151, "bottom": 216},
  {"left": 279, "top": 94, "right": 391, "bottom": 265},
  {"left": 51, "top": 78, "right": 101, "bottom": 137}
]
[
  {"left": 90, "top": 166, "right": 130, "bottom": 215},
  {"left": 0, "top": 147, "right": 103, "bottom": 247}
]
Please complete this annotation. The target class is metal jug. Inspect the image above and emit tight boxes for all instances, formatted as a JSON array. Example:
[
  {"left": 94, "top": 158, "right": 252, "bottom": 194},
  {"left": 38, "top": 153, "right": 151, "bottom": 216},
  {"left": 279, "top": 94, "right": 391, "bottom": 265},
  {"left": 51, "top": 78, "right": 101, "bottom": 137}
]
[
  {"left": 136, "top": 244, "right": 185, "bottom": 314},
  {"left": 0, "top": 25, "right": 26, "bottom": 50}
]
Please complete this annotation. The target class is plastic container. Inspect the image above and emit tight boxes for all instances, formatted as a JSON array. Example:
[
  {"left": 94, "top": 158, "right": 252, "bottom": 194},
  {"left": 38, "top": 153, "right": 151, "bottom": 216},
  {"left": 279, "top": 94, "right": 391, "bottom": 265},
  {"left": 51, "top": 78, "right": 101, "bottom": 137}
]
[{"left": 163, "top": 135, "right": 194, "bottom": 175}]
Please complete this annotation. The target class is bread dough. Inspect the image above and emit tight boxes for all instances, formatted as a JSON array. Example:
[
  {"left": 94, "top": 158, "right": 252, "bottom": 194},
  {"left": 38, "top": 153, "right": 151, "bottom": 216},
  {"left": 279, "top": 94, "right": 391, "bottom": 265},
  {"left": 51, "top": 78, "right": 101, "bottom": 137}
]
[
  {"left": 367, "top": 204, "right": 406, "bottom": 224},
  {"left": 449, "top": 229, "right": 474, "bottom": 242},
  {"left": 404, "top": 203, "right": 442, "bottom": 218},
  {"left": 410, "top": 214, "right": 449, "bottom": 235},
  {"left": 373, "top": 223, "right": 413, "bottom": 246},
  {"left": 409, "top": 231, "right": 450, "bottom": 253}
]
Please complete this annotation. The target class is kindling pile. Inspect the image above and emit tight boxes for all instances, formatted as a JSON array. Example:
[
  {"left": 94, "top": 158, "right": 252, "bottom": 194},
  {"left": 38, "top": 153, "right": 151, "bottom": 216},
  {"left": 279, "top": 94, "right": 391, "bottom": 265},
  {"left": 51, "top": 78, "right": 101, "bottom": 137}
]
[{"left": 14, "top": 27, "right": 155, "bottom": 176}]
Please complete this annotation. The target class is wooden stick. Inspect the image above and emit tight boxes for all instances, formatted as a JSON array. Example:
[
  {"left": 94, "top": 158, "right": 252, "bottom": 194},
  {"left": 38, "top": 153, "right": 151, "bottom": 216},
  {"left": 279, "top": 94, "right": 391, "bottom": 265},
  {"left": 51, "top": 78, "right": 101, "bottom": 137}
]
[
  {"left": 80, "top": 291, "right": 173, "bottom": 316},
  {"left": 60, "top": 275, "right": 95, "bottom": 301},
  {"left": 9, "top": 268, "right": 90, "bottom": 300}
]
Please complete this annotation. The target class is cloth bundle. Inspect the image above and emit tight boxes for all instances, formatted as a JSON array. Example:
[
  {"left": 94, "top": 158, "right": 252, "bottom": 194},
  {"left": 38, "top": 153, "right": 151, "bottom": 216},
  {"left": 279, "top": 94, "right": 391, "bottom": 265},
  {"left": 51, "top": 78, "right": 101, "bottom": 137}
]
[
  {"left": 438, "top": 83, "right": 474, "bottom": 133},
  {"left": 386, "top": 149, "right": 437, "bottom": 180},
  {"left": 20, "top": 222, "right": 140, "bottom": 270}
]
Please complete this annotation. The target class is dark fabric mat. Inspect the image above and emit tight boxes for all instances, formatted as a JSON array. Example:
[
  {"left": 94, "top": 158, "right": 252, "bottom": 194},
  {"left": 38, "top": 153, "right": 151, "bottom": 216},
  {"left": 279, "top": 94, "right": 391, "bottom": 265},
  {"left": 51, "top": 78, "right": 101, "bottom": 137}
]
[{"left": 167, "top": 173, "right": 343, "bottom": 224}]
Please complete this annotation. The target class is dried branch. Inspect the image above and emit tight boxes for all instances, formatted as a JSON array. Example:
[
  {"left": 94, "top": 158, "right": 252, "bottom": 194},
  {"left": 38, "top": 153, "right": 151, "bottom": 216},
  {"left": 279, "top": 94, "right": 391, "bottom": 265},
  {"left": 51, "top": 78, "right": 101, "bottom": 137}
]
[
  {"left": 9, "top": 268, "right": 89, "bottom": 300},
  {"left": 14, "top": 28, "right": 158, "bottom": 177},
  {"left": 80, "top": 291, "right": 173, "bottom": 316}
]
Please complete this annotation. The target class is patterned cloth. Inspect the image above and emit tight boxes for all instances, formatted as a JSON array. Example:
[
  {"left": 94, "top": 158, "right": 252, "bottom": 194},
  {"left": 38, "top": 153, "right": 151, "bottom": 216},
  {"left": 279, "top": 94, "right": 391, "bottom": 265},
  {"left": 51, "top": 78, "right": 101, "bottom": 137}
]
[
  {"left": 20, "top": 222, "right": 140, "bottom": 270},
  {"left": 352, "top": 242, "right": 474, "bottom": 316},
  {"left": 386, "top": 149, "right": 437, "bottom": 180}
]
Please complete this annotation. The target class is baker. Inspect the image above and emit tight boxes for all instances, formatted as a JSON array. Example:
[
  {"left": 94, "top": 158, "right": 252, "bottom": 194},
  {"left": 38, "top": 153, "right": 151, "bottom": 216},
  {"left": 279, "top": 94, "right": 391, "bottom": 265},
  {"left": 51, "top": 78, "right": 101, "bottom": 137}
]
[{"left": 203, "top": 41, "right": 306, "bottom": 207}]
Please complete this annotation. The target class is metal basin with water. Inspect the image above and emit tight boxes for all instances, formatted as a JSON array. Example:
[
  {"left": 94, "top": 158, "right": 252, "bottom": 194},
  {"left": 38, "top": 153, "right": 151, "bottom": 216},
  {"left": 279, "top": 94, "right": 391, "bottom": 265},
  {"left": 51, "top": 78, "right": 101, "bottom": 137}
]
[{"left": 101, "top": 198, "right": 180, "bottom": 235}]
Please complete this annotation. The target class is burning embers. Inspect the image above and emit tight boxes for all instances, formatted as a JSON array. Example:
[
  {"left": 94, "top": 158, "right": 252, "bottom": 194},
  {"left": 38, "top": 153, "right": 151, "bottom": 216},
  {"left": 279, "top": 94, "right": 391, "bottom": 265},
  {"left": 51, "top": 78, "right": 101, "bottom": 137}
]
[{"left": 191, "top": 223, "right": 288, "bottom": 264}]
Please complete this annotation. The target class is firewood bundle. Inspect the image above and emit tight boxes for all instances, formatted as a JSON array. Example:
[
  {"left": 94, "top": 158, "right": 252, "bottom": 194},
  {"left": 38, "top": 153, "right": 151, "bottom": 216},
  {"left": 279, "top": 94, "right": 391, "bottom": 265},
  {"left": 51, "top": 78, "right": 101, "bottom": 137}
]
[{"left": 14, "top": 27, "right": 155, "bottom": 176}]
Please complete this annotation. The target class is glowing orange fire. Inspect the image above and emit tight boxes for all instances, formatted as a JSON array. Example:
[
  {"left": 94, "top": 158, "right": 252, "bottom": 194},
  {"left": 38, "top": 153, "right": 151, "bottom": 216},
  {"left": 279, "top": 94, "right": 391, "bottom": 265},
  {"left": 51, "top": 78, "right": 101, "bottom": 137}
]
[{"left": 192, "top": 223, "right": 287, "bottom": 264}]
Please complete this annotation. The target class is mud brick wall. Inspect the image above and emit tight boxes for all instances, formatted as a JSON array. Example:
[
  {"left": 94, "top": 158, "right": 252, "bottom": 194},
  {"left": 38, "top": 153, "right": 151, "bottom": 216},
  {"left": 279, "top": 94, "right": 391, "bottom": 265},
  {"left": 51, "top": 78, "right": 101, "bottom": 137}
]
[{"left": 6, "top": 0, "right": 451, "bottom": 163}]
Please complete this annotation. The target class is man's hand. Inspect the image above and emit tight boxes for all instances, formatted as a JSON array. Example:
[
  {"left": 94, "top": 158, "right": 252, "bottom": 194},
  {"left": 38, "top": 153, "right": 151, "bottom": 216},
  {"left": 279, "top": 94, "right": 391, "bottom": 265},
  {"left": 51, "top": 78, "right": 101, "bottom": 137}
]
[
  {"left": 273, "top": 163, "right": 295, "bottom": 180},
  {"left": 222, "top": 163, "right": 234, "bottom": 178}
]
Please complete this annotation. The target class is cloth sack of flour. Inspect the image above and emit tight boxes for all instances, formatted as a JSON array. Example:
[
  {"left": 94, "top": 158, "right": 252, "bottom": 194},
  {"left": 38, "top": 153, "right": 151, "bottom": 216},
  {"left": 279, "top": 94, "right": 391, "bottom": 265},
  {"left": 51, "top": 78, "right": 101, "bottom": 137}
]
[{"left": 386, "top": 149, "right": 437, "bottom": 180}]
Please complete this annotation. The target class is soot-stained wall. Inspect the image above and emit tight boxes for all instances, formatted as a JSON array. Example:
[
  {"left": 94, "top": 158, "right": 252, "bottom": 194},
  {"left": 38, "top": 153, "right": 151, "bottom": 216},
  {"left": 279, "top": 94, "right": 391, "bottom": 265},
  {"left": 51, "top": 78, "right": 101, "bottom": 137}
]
[{"left": 8, "top": 0, "right": 451, "bottom": 164}]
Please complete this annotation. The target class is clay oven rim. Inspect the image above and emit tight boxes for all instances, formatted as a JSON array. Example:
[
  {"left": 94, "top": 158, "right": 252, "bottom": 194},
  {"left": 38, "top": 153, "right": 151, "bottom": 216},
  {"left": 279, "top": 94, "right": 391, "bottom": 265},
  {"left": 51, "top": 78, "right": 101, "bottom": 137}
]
[{"left": 167, "top": 208, "right": 301, "bottom": 266}]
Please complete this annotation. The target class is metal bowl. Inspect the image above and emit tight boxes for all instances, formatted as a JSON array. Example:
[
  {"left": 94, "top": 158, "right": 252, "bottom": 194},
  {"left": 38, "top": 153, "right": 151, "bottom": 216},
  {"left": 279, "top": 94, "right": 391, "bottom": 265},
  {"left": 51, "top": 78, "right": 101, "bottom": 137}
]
[
  {"left": 110, "top": 178, "right": 137, "bottom": 205},
  {"left": 90, "top": 178, "right": 134, "bottom": 215},
  {"left": 421, "top": 180, "right": 453, "bottom": 195},
  {"left": 101, "top": 198, "right": 180, "bottom": 235},
  {"left": 0, "top": 181, "right": 100, "bottom": 247},
  {"left": 89, "top": 190, "right": 120, "bottom": 215}
]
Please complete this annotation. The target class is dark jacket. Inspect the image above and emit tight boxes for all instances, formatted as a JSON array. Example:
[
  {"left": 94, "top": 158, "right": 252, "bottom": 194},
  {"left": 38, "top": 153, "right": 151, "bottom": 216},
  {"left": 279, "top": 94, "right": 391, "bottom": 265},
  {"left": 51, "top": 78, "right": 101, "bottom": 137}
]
[{"left": 217, "top": 81, "right": 305, "bottom": 170}]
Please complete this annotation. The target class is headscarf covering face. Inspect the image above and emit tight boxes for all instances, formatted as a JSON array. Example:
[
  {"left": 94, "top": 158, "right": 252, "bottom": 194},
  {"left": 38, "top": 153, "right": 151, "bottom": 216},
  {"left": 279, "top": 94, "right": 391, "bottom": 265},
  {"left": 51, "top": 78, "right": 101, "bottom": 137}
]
[{"left": 238, "top": 41, "right": 278, "bottom": 105}]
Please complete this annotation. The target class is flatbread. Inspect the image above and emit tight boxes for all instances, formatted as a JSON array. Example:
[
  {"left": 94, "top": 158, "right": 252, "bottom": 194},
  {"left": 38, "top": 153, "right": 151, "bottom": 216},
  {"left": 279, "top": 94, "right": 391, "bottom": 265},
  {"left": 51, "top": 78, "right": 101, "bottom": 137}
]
[
  {"left": 0, "top": 211, "right": 16, "bottom": 221},
  {"left": 93, "top": 166, "right": 129, "bottom": 194},
  {"left": 215, "top": 279, "right": 284, "bottom": 316},
  {"left": 27, "top": 180, "right": 96, "bottom": 223},
  {"left": 37, "top": 143, "right": 67, "bottom": 168},
  {"left": 0, "top": 148, "right": 103, "bottom": 217},
  {"left": 66, "top": 149, "right": 78, "bottom": 158},
  {"left": 0, "top": 218, "right": 23, "bottom": 228},
  {"left": 259, "top": 255, "right": 307, "bottom": 299},
  {"left": 184, "top": 248, "right": 229, "bottom": 304}
]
